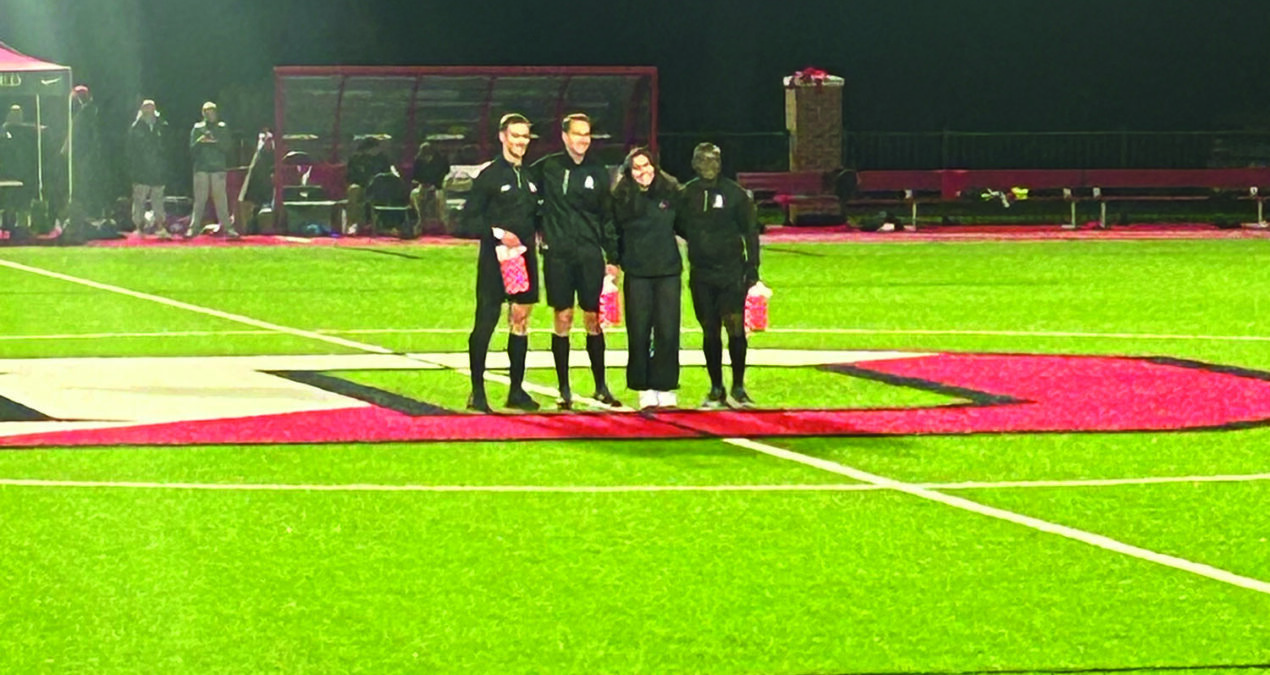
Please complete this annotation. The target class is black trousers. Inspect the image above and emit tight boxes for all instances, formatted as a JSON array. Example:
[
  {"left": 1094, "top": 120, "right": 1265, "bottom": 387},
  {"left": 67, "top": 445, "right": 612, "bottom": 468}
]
[{"left": 624, "top": 274, "right": 681, "bottom": 391}]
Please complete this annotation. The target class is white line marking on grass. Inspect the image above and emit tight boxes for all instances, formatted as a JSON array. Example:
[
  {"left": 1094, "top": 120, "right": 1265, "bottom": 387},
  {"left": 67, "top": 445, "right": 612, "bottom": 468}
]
[
  {"left": 925, "top": 472, "right": 1270, "bottom": 490},
  {"left": 0, "top": 260, "right": 621, "bottom": 410},
  {"left": 9, "top": 259, "right": 1268, "bottom": 593},
  {"left": 0, "top": 479, "right": 881, "bottom": 493},
  {"left": 8, "top": 325, "right": 1270, "bottom": 344},
  {"left": 0, "top": 330, "right": 280, "bottom": 341},
  {"left": 4, "top": 470, "right": 1269, "bottom": 494},
  {"left": 0, "top": 259, "right": 396, "bottom": 356},
  {"left": 724, "top": 438, "right": 1270, "bottom": 595},
  {"left": 761, "top": 327, "right": 1270, "bottom": 343}
]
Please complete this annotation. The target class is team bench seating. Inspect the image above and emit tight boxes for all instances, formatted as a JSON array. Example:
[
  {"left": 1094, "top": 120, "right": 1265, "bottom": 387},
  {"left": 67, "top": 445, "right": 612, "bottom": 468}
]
[
  {"left": 854, "top": 169, "right": 1270, "bottom": 228},
  {"left": 1079, "top": 169, "right": 1270, "bottom": 227},
  {"left": 737, "top": 171, "right": 842, "bottom": 225}
]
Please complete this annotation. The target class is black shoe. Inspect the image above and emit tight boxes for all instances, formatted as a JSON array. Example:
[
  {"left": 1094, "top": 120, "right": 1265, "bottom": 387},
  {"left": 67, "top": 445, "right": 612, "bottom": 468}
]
[
  {"left": 730, "top": 386, "right": 755, "bottom": 409},
  {"left": 701, "top": 386, "right": 728, "bottom": 409},
  {"left": 505, "top": 388, "right": 540, "bottom": 412},
  {"left": 466, "top": 392, "right": 492, "bottom": 413},
  {"left": 592, "top": 386, "right": 622, "bottom": 408},
  {"left": 557, "top": 385, "right": 573, "bottom": 410}
]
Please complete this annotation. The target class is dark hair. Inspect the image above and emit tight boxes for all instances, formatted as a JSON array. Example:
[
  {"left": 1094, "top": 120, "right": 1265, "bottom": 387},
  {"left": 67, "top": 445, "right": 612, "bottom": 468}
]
[
  {"left": 499, "top": 113, "right": 531, "bottom": 131},
  {"left": 561, "top": 113, "right": 590, "bottom": 133},
  {"left": 611, "top": 147, "right": 679, "bottom": 222}
]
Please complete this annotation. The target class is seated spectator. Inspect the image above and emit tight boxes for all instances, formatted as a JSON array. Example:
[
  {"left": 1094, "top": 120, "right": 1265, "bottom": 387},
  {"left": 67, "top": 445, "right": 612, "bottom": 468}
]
[
  {"left": 345, "top": 137, "right": 391, "bottom": 230},
  {"left": 410, "top": 142, "right": 451, "bottom": 231},
  {"left": 367, "top": 166, "right": 412, "bottom": 237},
  {"left": 1, "top": 105, "right": 38, "bottom": 231}
]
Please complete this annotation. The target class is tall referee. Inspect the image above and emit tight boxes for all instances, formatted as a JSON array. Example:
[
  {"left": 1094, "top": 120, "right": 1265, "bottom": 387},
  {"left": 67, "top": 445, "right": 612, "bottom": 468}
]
[
  {"left": 460, "top": 113, "right": 541, "bottom": 413},
  {"left": 530, "top": 113, "right": 621, "bottom": 409}
]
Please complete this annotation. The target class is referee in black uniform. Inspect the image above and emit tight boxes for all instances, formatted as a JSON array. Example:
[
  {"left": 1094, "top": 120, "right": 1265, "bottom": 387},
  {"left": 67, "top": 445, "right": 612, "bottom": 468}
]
[
  {"left": 675, "top": 143, "right": 761, "bottom": 408},
  {"left": 531, "top": 113, "right": 621, "bottom": 409},
  {"left": 460, "top": 113, "right": 541, "bottom": 413}
]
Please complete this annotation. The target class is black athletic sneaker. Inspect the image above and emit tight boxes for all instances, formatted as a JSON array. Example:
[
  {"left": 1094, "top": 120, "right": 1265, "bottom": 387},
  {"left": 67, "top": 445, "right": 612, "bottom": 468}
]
[
  {"left": 701, "top": 386, "right": 728, "bottom": 409},
  {"left": 730, "top": 386, "right": 755, "bottom": 409},
  {"left": 467, "top": 391, "right": 493, "bottom": 413},
  {"left": 505, "top": 388, "right": 540, "bottom": 412},
  {"left": 592, "top": 386, "right": 622, "bottom": 408}
]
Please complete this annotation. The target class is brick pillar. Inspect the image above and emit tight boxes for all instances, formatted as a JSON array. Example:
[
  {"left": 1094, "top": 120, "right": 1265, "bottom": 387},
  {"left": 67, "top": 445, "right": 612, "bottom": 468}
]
[
  {"left": 784, "top": 74, "right": 844, "bottom": 172},
  {"left": 783, "top": 73, "right": 844, "bottom": 223}
]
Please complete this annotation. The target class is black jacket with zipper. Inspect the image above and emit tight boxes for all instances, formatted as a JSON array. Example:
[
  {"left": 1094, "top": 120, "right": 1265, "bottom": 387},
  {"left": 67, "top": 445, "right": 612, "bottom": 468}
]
[
  {"left": 460, "top": 155, "right": 540, "bottom": 255},
  {"left": 613, "top": 184, "right": 682, "bottom": 278},
  {"left": 531, "top": 151, "right": 617, "bottom": 263},
  {"left": 674, "top": 176, "right": 760, "bottom": 286}
]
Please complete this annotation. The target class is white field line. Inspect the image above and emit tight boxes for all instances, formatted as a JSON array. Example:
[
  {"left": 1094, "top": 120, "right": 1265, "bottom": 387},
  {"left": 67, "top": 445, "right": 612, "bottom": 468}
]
[
  {"left": 0, "top": 260, "right": 615, "bottom": 411},
  {"left": 6, "top": 258, "right": 1268, "bottom": 595},
  {"left": 3, "top": 470, "right": 1269, "bottom": 494},
  {"left": 725, "top": 438, "right": 1270, "bottom": 596},
  {"left": 0, "top": 259, "right": 396, "bottom": 356},
  {"left": 6, "top": 326, "right": 1270, "bottom": 343}
]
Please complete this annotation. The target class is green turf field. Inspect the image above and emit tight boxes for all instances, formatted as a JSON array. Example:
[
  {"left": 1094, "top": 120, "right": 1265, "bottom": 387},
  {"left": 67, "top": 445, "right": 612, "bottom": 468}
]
[{"left": 1, "top": 237, "right": 1268, "bottom": 674}]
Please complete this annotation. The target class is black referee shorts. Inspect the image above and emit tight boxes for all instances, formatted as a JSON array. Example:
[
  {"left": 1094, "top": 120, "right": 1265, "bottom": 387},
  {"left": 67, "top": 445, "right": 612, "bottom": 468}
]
[
  {"left": 543, "top": 248, "right": 605, "bottom": 312},
  {"left": 476, "top": 243, "right": 539, "bottom": 306},
  {"left": 689, "top": 276, "right": 745, "bottom": 325}
]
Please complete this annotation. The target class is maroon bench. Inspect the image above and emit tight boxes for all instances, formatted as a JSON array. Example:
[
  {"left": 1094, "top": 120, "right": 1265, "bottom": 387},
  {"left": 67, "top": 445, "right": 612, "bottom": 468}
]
[{"left": 737, "top": 171, "right": 841, "bottom": 225}]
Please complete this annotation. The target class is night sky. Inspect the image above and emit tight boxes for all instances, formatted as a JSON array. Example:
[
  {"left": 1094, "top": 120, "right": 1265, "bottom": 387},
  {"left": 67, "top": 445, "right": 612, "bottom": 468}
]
[{"left": 2, "top": 0, "right": 1268, "bottom": 137}]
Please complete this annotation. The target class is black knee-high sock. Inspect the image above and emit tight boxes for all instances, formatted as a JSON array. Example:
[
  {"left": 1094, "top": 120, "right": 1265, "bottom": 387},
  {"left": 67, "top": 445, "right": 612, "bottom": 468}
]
[
  {"left": 703, "top": 333, "right": 724, "bottom": 389},
  {"left": 551, "top": 334, "right": 571, "bottom": 396},
  {"left": 728, "top": 334, "right": 748, "bottom": 388},
  {"left": 507, "top": 334, "right": 528, "bottom": 392},
  {"left": 586, "top": 333, "right": 607, "bottom": 390},
  {"left": 468, "top": 331, "right": 489, "bottom": 393}
]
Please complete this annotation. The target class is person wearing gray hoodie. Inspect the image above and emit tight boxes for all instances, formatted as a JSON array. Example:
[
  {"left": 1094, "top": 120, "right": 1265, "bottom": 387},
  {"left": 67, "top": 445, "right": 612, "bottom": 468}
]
[{"left": 187, "top": 101, "right": 236, "bottom": 238}]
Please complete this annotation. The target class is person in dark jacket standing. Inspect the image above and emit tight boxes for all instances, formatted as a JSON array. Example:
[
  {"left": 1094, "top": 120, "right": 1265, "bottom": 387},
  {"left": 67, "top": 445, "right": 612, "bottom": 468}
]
[
  {"left": 530, "top": 113, "right": 621, "bottom": 410},
  {"left": 675, "top": 143, "right": 761, "bottom": 408},
  {"left": 611, "top": 147, "right": 682, "bottom": 410},
  {"left": 65, "top": 86, "right": 104, "bottom": 219},
  {"left": 460, "top": 113, "right": 542, "bottom": 413},
  {"left": 187, "top": 101, "right": 236, "bottom": 238},
  {"left": 127, "top": 99, "right": 170, "bottom": 238}
]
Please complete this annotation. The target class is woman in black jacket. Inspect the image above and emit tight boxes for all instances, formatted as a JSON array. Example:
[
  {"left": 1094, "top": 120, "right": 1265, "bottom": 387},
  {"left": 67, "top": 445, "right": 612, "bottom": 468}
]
[{"left": 611, "top": 147, "right": 683, "bottom": 409}]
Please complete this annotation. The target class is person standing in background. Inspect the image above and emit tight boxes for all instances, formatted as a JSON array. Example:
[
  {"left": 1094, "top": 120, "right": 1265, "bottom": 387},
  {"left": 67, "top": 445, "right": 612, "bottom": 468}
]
[
  {"left": 127, "top": 99, "right": 170, "bottom": 238},
  {"left": 187, "top": 101, "right": 236, "bottom": 238}
]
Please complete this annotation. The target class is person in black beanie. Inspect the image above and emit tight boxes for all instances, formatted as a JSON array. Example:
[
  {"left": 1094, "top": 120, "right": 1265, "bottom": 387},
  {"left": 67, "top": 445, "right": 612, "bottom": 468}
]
[
  {"left": 674, "top": 143, "right": 761, "bottom": 408},
  {"left": 530, "top": 113, "right": 621, "bottom": 410},
  {"left": 611, "top": 147, "right": 683, "bottom": 409},
  {"left": 459, "top": 113, "right": 541, "bottom": 413}
]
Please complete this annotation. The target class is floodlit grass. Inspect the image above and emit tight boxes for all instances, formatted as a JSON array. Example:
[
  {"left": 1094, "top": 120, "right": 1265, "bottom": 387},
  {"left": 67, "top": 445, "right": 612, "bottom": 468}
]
[{"left": 1, "top": 236, "right": 1269, "bottom": 673}]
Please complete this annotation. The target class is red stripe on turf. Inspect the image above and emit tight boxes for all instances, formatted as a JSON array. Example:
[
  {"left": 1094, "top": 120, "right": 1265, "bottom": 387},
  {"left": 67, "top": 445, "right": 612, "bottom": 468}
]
[
  {"left": 4, "top": 353, "right": 1269, "bottom": 447},
  {"left": 657, "top": 354, "right": 1270, "bottom": 436},
  {"left": 84, "top": 234, "right": 473, "bottom": 248},
  {"left": 0, "top": 406, "right": 701, "bottom": 447}
]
